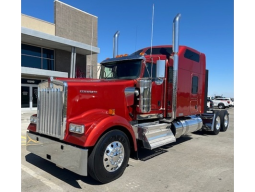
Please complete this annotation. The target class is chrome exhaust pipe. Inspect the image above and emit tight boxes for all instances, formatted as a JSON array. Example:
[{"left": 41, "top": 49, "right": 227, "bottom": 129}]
[
  {"left": 113, "top": 31, "right": 120, "bottom": 57},
  {"left": 171, "top": 13, "right": 181, "bottom": 121}
]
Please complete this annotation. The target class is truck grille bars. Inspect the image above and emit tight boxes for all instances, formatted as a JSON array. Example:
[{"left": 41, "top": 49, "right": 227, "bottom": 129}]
[{"left": 36, "top": 78, "right": 67, "bottom": 140}]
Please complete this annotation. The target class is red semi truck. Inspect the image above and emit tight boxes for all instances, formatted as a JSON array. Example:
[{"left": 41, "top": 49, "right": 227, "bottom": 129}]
[{"left": 26, "top": 14, "right": 229, "bottom": 183}]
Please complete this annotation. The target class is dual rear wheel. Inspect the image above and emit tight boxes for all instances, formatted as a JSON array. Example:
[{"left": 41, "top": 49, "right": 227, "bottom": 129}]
[{"left": 212, "top": 110, "right": 229, "bottom": 135}]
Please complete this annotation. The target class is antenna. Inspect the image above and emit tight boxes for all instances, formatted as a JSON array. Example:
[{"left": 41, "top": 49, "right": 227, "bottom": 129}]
[
  {"left": 90, "top": 17, "right": 94, "bottom": 78},
  {"left": 135, "top": 26, "right": 137, "bottom": 51},
  {"left": 150, "top": 4, "right": 154, "bottom": 78},
  {"left": 150, "top": 4, "right": 154, "bottom": 57}
]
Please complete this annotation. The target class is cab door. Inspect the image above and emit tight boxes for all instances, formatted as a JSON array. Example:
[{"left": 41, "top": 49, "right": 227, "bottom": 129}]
[{"left": 143, "top": 62, "right": 164, "bottom": 113}]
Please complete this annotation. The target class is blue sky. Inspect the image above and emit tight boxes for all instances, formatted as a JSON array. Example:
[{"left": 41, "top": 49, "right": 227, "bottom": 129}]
[{"left": 21, "top": 0, "right": 234, "bottom": 98}]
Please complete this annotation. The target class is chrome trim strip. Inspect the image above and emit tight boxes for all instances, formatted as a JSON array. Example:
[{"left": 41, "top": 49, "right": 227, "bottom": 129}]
[
  {"left": 137, "top": 113, "right": 160, "bottom": 120},
  {"left": 125, "top": 87, "right": 135, "bottom": 106}
]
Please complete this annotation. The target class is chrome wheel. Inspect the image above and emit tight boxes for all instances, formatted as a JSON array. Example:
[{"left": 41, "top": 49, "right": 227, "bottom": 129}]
[
  {"left": 103, "top": 141, "right": 125, "bottom": 172},
  {"left": 220, "top": 111, "right": 229, "bottom": 132},
  {"left": 215, "top": 116, "right": 221, "bottom": 130},
  {"left": 224, "top": 115, "right": 229, "bottom": 127}
]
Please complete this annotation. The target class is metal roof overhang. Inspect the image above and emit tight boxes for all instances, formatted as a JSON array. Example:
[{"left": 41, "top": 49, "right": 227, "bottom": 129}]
[
  {"left": 21, "top": 27, "right": 100, "bottom": 55},
  {"left": 21, "top": 67, "right": 68, "bottom": 79}
]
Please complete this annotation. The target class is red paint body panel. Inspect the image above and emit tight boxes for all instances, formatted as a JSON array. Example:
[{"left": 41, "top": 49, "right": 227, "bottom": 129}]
[
  {"left": 177, "top": 46, "right": 206, "bottom": 116},
  {"left": 63, "top": 109, "right": 137, "bottom": 150},
  {"left": 56, "top": 78, "right": 135, "bottom": 121},
  {"left": 27, "top": 123, "right": 36, "bottom": 132},
  {"left": 84, "top": 115, "right": 137, "bottom": 150},
  {"left": 27, "top": 114, "right": 37, "bottom": 132},
  {"left": 55, "top": 78, "right": 137, "bottom": 148},
  {"left": 138, "top": 45, "right": 206, "bottom": 117}
]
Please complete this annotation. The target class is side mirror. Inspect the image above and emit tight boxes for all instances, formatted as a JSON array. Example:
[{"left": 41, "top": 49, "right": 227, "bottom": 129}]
[
  {"left": 156, "top": 60, "right": 165, "bottom": 78},
  {"left": 155, "top": 60, "right": 165, "bottom": 85}
]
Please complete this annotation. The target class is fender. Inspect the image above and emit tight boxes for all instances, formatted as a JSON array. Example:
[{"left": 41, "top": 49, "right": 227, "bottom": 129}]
[{"left": 65, "top": 109, "right": 137, "bottom": 151}]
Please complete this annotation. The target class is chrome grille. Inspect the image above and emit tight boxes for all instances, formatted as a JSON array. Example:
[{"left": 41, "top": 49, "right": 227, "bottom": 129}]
[{"left": 36, "top": 79, "right": 67, "bottom": 140}]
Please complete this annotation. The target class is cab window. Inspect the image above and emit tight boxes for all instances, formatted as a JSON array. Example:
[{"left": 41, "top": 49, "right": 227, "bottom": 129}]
[{"left": 143, "top": 62, "right": 156, "bottom": 78}]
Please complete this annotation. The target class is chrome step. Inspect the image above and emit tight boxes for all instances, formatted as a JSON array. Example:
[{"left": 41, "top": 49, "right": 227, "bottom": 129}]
[{"left": 138, "top": 122, "right": 176, "bottom": 150}]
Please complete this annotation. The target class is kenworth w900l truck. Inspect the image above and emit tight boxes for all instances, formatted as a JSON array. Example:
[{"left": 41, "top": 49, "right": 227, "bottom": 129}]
[{"left": 26, "top": 14, "right": 229, "bottom": 183}]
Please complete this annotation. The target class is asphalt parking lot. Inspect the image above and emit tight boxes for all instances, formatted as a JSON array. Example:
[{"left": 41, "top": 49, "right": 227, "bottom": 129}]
[{"left": 21, "top": 108, "right": 234, "bottom": 192}]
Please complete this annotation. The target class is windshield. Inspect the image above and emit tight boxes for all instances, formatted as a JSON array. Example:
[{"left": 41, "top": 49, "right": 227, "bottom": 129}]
[{"left": 99, "top": 60, "right": 141, "bottom": 79}]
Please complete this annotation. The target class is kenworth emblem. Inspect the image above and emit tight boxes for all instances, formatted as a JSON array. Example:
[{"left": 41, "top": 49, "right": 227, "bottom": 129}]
[{"left": 80, "top": 90, "right": 98, "bottom": 94}]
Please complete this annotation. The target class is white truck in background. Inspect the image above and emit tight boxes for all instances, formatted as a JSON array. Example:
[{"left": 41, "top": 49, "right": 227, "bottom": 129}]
[{"left": 211, "top": 98, "right": 230, "bottom": 109}]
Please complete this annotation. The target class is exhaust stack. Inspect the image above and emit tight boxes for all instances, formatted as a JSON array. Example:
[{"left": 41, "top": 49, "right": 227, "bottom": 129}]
[
  {"left": 113, "top": 31, "right": 120, "bottom": 57},
  {"left": 171, "top": 13, "right": 181, "bottom": 121}
]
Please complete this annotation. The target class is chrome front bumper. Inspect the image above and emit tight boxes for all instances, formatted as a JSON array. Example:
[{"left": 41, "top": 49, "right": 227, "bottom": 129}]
[{"left": 26, "top": 132, "right": 88, "bottom": 176}]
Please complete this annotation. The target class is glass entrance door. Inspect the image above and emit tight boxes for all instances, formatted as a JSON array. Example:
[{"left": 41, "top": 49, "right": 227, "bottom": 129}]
[
  {"left": 21, "top": 86, "right": 30, "bottom": 108},
  {"left": 21, "top": 85, "right": 38, "bottom": 109}
]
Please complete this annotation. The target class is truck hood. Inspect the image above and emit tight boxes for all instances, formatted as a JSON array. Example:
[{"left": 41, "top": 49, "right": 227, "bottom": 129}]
[{"left": 57, "top": 78, "right": 137, "bottom": 120}]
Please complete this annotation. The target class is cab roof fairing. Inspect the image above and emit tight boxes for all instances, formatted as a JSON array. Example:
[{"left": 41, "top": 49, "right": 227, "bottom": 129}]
[{"left": 100, "top": 55, "right": 145, "bottom": 65}]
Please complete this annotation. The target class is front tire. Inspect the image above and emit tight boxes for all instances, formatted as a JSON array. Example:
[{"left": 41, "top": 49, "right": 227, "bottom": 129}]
[
  {"left": 220, "top": 110, "right": 229, "bottom": 132},
  {"left": 88, "top": 130, "right": 130, "bottom": 183}
]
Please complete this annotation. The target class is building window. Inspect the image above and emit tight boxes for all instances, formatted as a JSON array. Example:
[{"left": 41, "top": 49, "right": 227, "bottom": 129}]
[
  {"left": 21, "top": 44, "right": 54, "bottom": 70},
  {"left": 191, "top": 76, "right": 198, "bottom": 94}
]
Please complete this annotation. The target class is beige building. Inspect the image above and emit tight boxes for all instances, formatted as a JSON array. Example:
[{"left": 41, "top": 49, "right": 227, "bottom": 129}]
[{"left": 21, "top": 0, "right": 100, "bottom": 110}]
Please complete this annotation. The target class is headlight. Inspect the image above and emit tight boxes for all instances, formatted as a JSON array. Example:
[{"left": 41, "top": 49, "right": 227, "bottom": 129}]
[
  {"left": 69, "top": 123, "right": 85, "bottom": 134},
  {"left": 30, "top": 116, "right": 37, "bottom": 124}
]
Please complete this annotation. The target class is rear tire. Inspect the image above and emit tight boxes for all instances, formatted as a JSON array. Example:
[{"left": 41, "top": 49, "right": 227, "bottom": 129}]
[
  {"left": 88, "top": 130, "right": 130, "bottom": 183},
  {"left": 219, "top": 110, "right": 229, "bottom": 132},
  {"left": 212, "top": 112, "right": 221, "bottom": 135}
]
